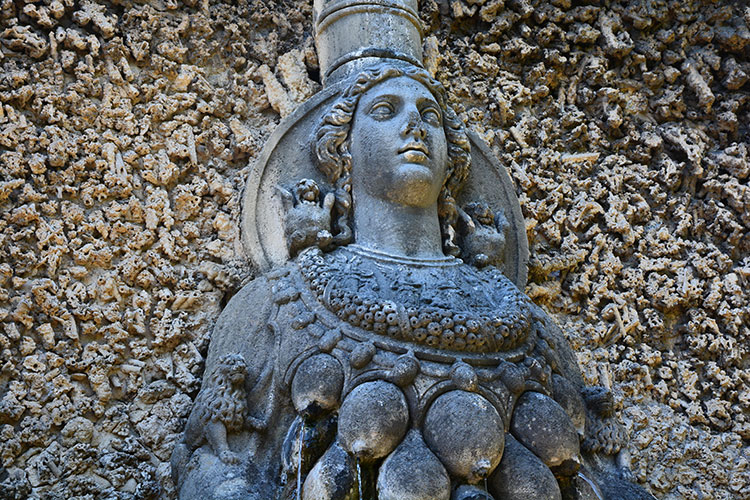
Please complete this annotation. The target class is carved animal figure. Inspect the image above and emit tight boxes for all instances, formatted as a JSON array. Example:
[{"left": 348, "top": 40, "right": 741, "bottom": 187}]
[
  {"left": 458, "top": 202, "right": 509, "bottom": 268},
  {"left": 280, "top": 178, "right": 335, "bottom": 256},
  {"left": 183, "top": 353, "right": 248, "bottom": 464}
]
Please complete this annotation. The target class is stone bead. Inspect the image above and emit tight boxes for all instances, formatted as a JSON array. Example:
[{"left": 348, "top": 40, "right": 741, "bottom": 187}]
[
  {"left": 510, "top": 391, "right": 581, "bottom": 476},
  {"left": 450, "top": 362, "right": 478, "bottom": 392},
  {"left": 388, "top": 354, "right": 420, "bottom": 387},
  {"left": 318, "top": 329, "right": 342, "bottom": 352},
  {"left": 349, "top": 342, "right": 376, "bottom": 369},
  {"left": 497, "top": 362, "right": 526, "bottom": 394}
]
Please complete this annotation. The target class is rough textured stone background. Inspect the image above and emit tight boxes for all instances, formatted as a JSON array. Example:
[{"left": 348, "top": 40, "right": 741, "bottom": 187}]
[{"left": 0, "top": 0, "right": 747, "bottom": 498}]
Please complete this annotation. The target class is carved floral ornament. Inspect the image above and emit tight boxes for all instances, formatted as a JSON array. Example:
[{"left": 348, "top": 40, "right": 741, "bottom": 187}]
[{"left": 171, "top": 1, "right": 656, "bottom": 499}]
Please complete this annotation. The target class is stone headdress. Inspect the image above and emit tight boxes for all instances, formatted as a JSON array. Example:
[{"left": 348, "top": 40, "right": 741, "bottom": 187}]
[{"left": 314, "top": 0, "right": 425, "bottom": 84}]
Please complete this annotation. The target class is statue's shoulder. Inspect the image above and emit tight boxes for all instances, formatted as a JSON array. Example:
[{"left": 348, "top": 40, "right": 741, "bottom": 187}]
[
  {"left": 204, "top": 263, "right": 297, "bottom": 375},
  {"left": 214, "top": 261, "right": 300, "bottom": 327},
  {"left": 213, "top": 275, "right": 272, "bottom": 332}
]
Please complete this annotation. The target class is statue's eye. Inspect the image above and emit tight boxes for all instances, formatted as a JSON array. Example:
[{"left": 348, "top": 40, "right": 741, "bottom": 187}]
[
  {"left": 370, "top": 101, "right": 394, "bottom": 118},
  {"left": 421, "top": 107, "right": 441, "bottom": 126}
]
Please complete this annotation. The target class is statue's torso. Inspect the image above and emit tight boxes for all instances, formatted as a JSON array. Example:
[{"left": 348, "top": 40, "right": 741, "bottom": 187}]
[
  {"left": 174, "top": 247, "right": 594, "bottom": 500},
  {"left": 271, "top": 246, "right": 562, "bottom": 414}
]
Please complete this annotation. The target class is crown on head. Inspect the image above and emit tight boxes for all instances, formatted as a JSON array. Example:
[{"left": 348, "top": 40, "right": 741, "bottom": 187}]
[{"left": 314, "top": 0, "right": 425, "bottom": 85}]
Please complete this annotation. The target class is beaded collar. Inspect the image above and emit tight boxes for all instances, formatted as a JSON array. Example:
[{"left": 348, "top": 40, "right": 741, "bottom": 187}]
[{"left": 297, "top": 247, "right": 532, "bottom": 353}]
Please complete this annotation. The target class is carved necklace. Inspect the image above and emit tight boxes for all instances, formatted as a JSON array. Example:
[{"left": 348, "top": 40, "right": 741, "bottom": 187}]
[{"left": 297, "top": 247, "right": 532, "bottom": 353}]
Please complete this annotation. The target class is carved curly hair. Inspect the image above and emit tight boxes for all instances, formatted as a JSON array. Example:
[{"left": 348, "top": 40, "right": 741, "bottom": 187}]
[{"left": 314, "top": 64, "right": 472, "bottom": 256}]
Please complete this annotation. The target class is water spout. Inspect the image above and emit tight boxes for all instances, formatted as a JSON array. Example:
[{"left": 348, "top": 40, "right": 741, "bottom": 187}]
[
  {"left": 296, "top": 421, "right": 304, "bottom": 500},
  {"left": 577, "top": 471, "right": 605, "bottom": 500},
  {"left": 357, "top": 458, "right": 363, "bottom": 500}
]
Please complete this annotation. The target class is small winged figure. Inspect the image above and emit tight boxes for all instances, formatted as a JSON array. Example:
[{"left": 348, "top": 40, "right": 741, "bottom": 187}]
[{"left": 279, "top": 179, "right": 335, "bottom": 256}]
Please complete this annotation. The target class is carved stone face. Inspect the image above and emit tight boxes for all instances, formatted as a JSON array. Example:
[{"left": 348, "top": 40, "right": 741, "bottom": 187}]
[
  {"left": 349, "top": 76, "right": 448, "bottom": 208},
  {"left": 229, "top": 363, "right": 246, "bottom": 384}
]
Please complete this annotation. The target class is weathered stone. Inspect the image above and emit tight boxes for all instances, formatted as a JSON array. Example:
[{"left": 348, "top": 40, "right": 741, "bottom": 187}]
[
  {"left": 510, "top": 391, "right": 581, "bottom": 474},
  {"left": 377, "top": 430, "right": 451, "bottom": 500},
  {"left": 291, "top": 353, "right": 345, "bottom": 417},
  {"left": 551, "top": 373, "right": 587, "bottom": 436},
  {"left": 0, "top": 0, "right": 746, "bottom": 496},
  {"left": 424, "top": 391, "right": 505, "bottom": 483},
  {"left": 489, "top": 434, "right": 561, "bottom": 500},
  {"left": 337, "top": 381, "right": 409, "bottom": 462},
  {"left": 302, "top": 442, "right": 357, "bottom": 500}
]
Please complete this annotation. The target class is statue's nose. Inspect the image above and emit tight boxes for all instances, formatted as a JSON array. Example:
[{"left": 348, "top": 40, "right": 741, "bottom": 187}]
[{"left": 402, "top": 110, "right": 427, "bottom": 139}]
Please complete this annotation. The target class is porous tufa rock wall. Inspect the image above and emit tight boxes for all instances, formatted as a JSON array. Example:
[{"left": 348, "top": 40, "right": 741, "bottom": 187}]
[{"left": 0, "top": 0, "right": 747, "bottom": 498}]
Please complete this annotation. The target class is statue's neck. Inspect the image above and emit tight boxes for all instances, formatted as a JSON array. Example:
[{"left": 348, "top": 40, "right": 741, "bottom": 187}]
[{"left": 351, "top": 192, "right": 444, "bottom": 259}]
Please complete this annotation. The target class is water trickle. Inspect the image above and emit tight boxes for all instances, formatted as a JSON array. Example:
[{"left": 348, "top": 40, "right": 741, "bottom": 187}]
[
  {"left": 484, "top": 477, "right": 489, "bottom": 498},
  {"left": 577, "top": 471, "right": 605, "bottom": 500},
  {"left": 296, "top": 421, "right": 304, "bottom": 500},
  {"left": 357, "top": 459, "right": 363, "bottom": 500}
]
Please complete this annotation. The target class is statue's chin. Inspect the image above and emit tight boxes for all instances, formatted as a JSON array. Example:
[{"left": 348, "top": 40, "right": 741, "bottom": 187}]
[{"left": 386, "top": 164, "right": 441, "bottom": 207}]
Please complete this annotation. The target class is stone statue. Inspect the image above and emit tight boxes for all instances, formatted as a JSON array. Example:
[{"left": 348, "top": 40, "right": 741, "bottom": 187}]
[{"left": 172, "top": 1, "right": 656, "bottom": 499}]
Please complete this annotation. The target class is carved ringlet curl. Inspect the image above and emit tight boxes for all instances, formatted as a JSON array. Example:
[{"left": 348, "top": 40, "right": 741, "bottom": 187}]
[{"left": 314, "top": 63, "right": 472, "bottom": 255}]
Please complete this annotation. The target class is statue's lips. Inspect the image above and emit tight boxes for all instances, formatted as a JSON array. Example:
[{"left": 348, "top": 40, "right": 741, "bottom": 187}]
[{"left": 398, "top": 143, "right": 429, "bottom": 163}]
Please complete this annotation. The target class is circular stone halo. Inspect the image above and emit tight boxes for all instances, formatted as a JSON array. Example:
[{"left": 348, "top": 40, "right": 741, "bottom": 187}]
[{"left": 241, "top": 78, "right": 529, "bottom": 288}]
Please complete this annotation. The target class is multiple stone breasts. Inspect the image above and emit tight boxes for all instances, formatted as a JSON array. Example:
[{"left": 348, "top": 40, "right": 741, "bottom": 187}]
[
  {"left": 285, "top": 347, "right": 584, "bottom": 500},
  {"left": 173, "top": 249, "right": 646, "bottom": 500},
  {"left": 254, "top": 247, "right": 612, "bottom": 499}
]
